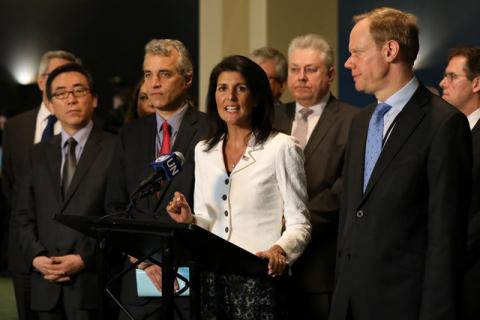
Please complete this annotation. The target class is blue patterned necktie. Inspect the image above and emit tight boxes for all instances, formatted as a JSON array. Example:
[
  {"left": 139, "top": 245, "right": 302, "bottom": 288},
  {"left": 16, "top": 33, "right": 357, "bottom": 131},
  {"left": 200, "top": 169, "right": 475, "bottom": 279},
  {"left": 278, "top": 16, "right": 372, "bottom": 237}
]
[
  {"left": 41, "top": 114, "right": 57, "bottom": 142},
  {"left": 363, "top": 102, "right": 392, "bottom": 192}
]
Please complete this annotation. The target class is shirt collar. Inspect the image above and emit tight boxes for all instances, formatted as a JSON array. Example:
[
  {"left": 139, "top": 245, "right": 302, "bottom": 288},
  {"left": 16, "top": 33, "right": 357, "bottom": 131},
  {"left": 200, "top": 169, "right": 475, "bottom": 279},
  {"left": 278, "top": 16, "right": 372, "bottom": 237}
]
[
  {"left": 295, "top": 92, "right": 330, "bottom": 115},
  {"left": 61, "top": 121, "right": 93, "bottom": 149},
  {"left": 38, "top": 102, "right": 54, "bottom": 122},
  {"left": 380, "top": 77, "right": 419, "bottom": 112},
  {"left": 467, "top": 107, "right": 480, "bottom": 130},
  {"left": 155, "top": 102, "right": 188, "bottom": 134}
]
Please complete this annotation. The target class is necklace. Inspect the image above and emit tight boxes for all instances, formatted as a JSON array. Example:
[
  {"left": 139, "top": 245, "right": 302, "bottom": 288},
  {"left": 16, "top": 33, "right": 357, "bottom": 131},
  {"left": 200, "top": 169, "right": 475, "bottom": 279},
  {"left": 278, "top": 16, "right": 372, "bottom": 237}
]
[
  {"left": 229, "top": 147, "right": 246, "bottom": 169},
  {"left": 224, "top": 130, "right": 251, "bottom": 171},
  {"left": 224, "top": 141, "right": 248, "bottom": 171}
]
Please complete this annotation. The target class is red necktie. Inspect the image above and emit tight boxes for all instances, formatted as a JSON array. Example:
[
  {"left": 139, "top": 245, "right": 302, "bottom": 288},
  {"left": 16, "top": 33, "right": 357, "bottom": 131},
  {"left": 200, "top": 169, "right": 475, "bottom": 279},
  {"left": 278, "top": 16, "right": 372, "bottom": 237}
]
[{"left": 159, "top": 121, "right": 171, "bottom": 155}]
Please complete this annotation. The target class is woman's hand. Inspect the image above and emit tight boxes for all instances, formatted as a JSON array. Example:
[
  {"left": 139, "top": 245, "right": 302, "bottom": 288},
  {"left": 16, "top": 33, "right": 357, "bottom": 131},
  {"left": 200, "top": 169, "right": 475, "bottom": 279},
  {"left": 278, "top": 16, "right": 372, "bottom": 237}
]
[
  {"left": 166, "top": 192, "right": 194, "bottom": 224},
  {"left": 256, "top": 244, "right": 288, "bottom": 277}
]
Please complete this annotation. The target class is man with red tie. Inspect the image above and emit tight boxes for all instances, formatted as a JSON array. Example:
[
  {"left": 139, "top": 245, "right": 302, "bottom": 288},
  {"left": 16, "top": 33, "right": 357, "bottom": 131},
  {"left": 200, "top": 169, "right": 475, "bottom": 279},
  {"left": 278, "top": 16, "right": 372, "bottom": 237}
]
[{"left": 105, "top": 39, "right": 208, "bottom": 320}]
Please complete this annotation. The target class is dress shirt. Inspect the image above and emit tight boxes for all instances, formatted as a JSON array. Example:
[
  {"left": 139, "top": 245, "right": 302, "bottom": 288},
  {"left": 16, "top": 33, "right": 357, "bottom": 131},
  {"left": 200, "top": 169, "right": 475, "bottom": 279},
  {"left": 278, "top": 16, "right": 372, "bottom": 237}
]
[
  {"left": 381, "top": 77, "right": 419, "bottom": 140},
  {"left": 60, "top": 121, "right": 93, "bottom": 179},
  {"left": 34, "top": 102, "right": 62, "bottom": 143},
  {"left": 155, "top": 103, "right": 188, "bottom": 156},
  {"left": 467, "top": 107, "right": 480, "bottom": 130},
  {"left": 193, "top": 133, "right": 312, "bottom": 264},
  {"left": 291, "top": 92, "right": 330, "bottom": 143}
]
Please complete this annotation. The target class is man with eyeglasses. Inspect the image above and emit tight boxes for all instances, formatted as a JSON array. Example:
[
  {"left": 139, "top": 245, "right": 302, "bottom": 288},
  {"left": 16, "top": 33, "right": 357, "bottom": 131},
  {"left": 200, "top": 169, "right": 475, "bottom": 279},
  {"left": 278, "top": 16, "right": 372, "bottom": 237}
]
[
  {"left": 14, "top": 63, "right": 115, "bottom": 320},
  {"left": 2, "top": 50, "right": 80, "bottom": 320},
  {"left": 440, "top": 47, "right": 480, "bottom": 320},
  {"left": 273, "top": 34, "right": 357, "bottom": 320},
  {"left": 250, "top": 46, "right": 288, "bottom": 107}
]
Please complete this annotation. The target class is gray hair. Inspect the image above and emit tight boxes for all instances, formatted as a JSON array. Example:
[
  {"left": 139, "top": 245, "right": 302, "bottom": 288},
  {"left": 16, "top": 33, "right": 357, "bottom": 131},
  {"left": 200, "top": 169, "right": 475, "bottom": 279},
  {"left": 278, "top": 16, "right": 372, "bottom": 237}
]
[
  {"left": 250, "top": 46, "right": 288, "bottom": 82},
  {"left": 37, "top": 50, "right": 80, "bottom": 76},
  {"left": 144, "top": 39, "right": 193, "bottom": 82},
  {"left": 288, "top": 34, "right": 334, "bottom": 70}
]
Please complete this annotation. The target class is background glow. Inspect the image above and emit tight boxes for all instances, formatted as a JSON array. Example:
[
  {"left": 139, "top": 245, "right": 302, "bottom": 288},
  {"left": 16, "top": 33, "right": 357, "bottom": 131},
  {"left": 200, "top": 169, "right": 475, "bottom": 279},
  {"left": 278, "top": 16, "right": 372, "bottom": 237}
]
[
  {"left": 6, "top": 41, "right": 42, "bottom": 85},
  {"left": 11, "top": 58, "right": 38, "bottom": 84}
]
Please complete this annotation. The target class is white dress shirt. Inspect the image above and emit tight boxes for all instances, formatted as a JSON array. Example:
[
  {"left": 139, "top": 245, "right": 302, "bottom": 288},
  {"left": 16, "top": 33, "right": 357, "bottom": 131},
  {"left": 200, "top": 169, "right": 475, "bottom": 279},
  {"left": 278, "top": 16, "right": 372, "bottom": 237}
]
[
  {"left": 34, "top": 102, "right": 61, "bottom": 144},
  {"left": 467, "top": 107, "right": 480, "bottom": 130},
  {"left": 193, "top": 133, "right": 312, "bottom": 264}
]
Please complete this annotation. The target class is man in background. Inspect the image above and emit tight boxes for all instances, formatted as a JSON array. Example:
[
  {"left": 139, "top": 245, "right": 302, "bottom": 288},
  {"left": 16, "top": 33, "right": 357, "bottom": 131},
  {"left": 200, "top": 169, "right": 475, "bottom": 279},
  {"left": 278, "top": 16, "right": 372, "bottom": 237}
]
[
  {"left": 2, "top": 50, "right": 80, "bottom": 320},
  {"left": 439, "top": 46, "right": 480, "bottom": 320},
  {"left": 273, "top": 34, "right": 357, "bottom": 319},
  {"left": 251, "top": 46, "right": 287, "bottom": 106}
]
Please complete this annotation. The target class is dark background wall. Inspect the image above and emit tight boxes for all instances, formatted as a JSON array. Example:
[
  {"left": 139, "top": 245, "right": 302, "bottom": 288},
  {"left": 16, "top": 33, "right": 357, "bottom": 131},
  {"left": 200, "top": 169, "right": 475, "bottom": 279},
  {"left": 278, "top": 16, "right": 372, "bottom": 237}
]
[
  {"left": 338, "top": 0, "right": 480, "bottom": 107},
  {"left": 0, "top": 0, "right": 199, "bottom": 117}
]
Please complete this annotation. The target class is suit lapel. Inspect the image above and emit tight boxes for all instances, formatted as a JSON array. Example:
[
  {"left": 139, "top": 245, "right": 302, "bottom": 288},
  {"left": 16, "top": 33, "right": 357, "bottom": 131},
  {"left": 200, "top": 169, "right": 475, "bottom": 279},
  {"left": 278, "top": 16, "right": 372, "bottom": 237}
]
[
  {"left": 362, "top": 86, "right": 429, "bottom": 200},
  {"left": 304, "top": 96, "right": 338, "bottom": 162},
  {"left": 142, "top": 115, "right": 158, "bottom": 176},
  {"left": 231, "top": 136, "right": 262, "bottom": 175},
  {"left": 471, "top": 118, "right": 480, "bottom": 136},
  {"left": 349, "top": 108, "right": 374, "bottom": 206},
  {"left": 141, "top": 115, "right": 160, "bottom": 209},
  {"left": 274, "top": 102, "right": 295, "bottom": 134},
  {"left": 171, "top": 105, "right": 201, "bottom": 156},
  {"left": 45, "top": 135, "right": 63, "bottom": 205},
  {"left": 61, "top": 127, "right": 104, "bottom": 207}
]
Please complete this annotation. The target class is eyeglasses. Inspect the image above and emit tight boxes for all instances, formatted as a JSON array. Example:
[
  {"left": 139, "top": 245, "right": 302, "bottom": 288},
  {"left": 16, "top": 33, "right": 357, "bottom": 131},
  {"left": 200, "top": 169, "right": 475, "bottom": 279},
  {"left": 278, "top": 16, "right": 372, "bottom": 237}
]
[
  {"left": 268, "top": 76, "right": 283, "bottom": 84},
  {"left": 289, "top": 65, "right": 321, "bottom": 75},
  {"left": 52, "top": 87, "right": 90, "bottom": 100},
  {"left": 442, "top": 72, "right": 469, "bottom": 82}
]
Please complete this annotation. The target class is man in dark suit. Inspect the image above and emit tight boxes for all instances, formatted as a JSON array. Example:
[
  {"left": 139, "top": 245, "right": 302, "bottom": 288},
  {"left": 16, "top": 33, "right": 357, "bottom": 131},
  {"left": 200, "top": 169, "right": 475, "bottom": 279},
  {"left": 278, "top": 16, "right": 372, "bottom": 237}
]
[
  {"left": 2, "top": 50, "right": 80, "bottom": 320},
  {"left": 273, "top": 34, "right": 357, "bottom": 320},
  {"left": 330, "top": 8, "right": 472, "bottom": 320},
  {"left": 439, "top": 46, "right": 480, "bottom": 320},
  {"left": 105, "top": 39, "right": 208, "bottom": 320},
  {"left": 15, "top": 63, "right": 115, "bottom": 319}
]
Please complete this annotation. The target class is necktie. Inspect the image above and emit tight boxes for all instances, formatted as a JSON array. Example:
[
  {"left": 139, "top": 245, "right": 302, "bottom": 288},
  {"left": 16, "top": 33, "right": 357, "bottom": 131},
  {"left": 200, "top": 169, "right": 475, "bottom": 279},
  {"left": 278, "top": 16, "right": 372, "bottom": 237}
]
[
  {"left": 292, "top": 108, "right": 314, "bottom": 149},
  {"left": 159, "top": 121, "right": 172, "bottom": 155},
  {"left": 62, "top": 138, "right": 78, "bottom": 197},
  {"left": 41, "top": 114, "right": 57, "bottom": 142},
  {"left": 363, "top": 102, "right": 392, "bottom": 191}
]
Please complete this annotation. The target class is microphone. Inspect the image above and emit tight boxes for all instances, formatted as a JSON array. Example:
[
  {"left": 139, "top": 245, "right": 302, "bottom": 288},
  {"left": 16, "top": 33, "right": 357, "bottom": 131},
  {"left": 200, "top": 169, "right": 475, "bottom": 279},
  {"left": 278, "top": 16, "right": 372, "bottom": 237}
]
[{"left": 134, "top": 152, "right": 185, "bottom": 194}]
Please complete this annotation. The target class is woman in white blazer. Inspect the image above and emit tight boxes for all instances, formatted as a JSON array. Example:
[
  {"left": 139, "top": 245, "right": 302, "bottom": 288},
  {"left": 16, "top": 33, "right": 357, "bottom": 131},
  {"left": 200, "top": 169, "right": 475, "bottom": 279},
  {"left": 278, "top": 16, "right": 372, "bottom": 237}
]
[{"left": 167, "top": 55, "right": 311, "bottom": 319}]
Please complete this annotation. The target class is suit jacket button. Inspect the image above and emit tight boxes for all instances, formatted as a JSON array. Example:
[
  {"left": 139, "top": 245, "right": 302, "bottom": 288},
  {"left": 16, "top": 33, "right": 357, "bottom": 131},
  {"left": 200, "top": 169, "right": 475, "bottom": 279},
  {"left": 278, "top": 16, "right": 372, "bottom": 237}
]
[
  {"left": 224, "top": 210, "right": 228, "bottom": 216},
  {"left": 222, "top": 194, "right": 227, "bottom": 200},
  {"left": 346, "top": 253, "right": 351, "bottom": 261},
  {"left": 224, "top": 178, "right": 229, "bottom": 185},
  {"left": 356, "top": 210, "right": 364, "bottom": 218}
]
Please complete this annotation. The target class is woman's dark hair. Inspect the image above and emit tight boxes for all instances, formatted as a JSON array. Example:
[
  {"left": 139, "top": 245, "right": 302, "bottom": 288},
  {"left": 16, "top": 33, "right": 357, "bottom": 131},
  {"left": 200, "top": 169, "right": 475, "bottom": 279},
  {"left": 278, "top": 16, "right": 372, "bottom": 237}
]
[{"left": 204, "top": 55, "right": 275, "bottom": 151}]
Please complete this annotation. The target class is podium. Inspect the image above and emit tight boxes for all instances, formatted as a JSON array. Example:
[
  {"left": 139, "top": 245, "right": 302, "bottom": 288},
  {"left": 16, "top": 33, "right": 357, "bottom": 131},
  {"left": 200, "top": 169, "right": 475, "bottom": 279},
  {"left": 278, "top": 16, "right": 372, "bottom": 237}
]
[{"left": 55, "top": 214, "right": 268, "bottom": 320}]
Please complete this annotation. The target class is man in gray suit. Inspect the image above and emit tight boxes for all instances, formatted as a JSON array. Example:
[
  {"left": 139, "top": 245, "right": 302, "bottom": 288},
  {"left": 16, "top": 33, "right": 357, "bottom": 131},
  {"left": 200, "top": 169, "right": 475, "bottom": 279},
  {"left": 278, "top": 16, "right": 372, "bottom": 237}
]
[
  {"left": 273, "top": 34, "right": 357, "bottom": 320},
  {"left": 2, "top": 50, "right": 79, "bottom": 320},
  {"left": 15, "top": 63, "right": 115, "bottom": 319}
]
